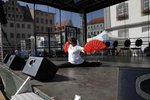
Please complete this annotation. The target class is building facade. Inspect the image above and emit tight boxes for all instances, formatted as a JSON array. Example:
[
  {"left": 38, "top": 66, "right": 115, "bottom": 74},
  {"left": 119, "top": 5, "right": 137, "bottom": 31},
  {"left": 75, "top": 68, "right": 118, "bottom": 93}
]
[
  {"left": 1, "top": 0, "right": 56, "bottom": 55},
  {"left": 29, "top": 9, "right": 56, "bottom": 53},
  {"left": 104, "top": 0, "right": 150, "bottom": 50},
  {"left": 30, "top": 9, "right": 55, "bottom": 34},
  {"left": 55, "top": 19, "right": 73, "bottom": 44},
  {"left": 2, "top": 0, "right": 33, "bottom": 53},
  {"left": 87, "top": 17, "right": 104, "bottom": 39}
]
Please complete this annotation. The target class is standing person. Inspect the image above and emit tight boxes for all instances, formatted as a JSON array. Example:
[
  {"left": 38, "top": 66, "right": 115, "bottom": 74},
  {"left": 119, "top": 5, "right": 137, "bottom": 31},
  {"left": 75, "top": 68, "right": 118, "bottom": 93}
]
[
  {"left": 144, "top": 42, "right": 150, "bottom": 56},
  {"left": 59, "top": 37, "right": 101, "bottom": 67},
  {"left": 14, "top": 49, "right": 19, "bottom": 55}
]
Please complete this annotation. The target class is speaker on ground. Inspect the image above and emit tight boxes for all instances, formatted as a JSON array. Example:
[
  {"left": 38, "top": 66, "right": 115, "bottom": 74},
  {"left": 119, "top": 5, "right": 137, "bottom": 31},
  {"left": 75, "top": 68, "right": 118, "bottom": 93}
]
[
  {"left": 6, "top": 55, "right": 26, "bottom": 70},
  {"left": 3, "top": 54, "right": 11, "bottom": 63},
  {"left": 118, "top": 67, "right": 150, "bottom": 100},
  {"left": 23, "top": 57, "right": 59, "bottom": 82}
]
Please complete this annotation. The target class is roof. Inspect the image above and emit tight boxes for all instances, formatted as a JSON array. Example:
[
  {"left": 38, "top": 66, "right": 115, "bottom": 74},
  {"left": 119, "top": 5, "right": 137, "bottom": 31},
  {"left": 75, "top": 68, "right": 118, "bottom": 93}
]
[
  {"left": 29, "top": 9, "right": 55, "bottom": 19},
  {"left": 21, "top": 5, "right": 33, "bottom": 22},
  {"left": 3, "top": 0, "right": 33, "bottom": 22},
  {"left": 55, "top": 19, "right": 72, "bottom": 27},
  {"left": 88, "top": 17, "right": 104, "bottom": 25},
  {"left": 18, "top": 0, "right": 128, "bottom": 13}
]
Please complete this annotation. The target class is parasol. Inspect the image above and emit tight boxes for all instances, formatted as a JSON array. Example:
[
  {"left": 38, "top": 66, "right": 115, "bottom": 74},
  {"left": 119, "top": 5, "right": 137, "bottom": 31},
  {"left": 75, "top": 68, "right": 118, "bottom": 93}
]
[{"left": 83, "top": 39, "right": 107, "bottom": 53}]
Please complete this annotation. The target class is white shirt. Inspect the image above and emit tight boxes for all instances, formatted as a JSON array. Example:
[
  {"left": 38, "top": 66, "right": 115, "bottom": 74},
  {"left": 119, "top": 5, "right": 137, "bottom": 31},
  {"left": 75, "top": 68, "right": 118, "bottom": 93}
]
[{"left": 68, "top": 45, "right": 84, "bottom": 64}]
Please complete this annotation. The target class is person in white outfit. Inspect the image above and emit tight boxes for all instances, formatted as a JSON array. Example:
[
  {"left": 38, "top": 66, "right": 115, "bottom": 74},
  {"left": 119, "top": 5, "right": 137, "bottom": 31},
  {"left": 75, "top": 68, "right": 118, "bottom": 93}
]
[{"left": 59, "top": 37, "right": 101, "bottom": 67}]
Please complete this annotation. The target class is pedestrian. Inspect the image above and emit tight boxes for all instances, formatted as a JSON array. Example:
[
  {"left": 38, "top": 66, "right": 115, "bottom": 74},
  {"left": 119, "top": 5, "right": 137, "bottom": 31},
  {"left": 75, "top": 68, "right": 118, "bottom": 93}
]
[{"left": 14, "top": 49, "right": 19, "bottom": 55}]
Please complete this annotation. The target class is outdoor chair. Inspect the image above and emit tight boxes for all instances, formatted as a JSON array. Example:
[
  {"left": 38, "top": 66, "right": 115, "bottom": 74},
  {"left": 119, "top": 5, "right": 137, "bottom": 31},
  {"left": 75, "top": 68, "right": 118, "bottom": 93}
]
[
  {"left": 103, "top": 41, "right": 112, "bottom": 56},
  {"left": 119, "top": 39, "right": 132, "bottom": 56},
  {"left": 112, "top": 40, "right": 119, "bottom": 56},
  {"left": 131, "top": 38, "right": 143, "bottom": 56},
  {"left": 104, "top": 40, "right": 119, "bottom": 56}
]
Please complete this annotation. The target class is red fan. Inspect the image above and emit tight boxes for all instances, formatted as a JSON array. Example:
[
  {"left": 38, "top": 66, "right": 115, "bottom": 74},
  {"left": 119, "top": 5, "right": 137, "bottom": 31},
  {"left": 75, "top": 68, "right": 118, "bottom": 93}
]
[
  {"left": 64, "top": 41, "right": 69, "bottom": 53},
  {"left": 84, "top": 39, "right": 107, "bottom": 52}
]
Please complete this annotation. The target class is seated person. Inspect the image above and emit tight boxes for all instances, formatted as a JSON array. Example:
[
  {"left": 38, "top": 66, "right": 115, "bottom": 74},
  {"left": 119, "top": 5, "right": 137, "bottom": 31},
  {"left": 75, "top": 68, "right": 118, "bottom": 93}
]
[
  {"left": 59, "top": 37, "right": 101, "bottom": 67},
  {"left": 144, "top": 42, "right": 150, "bottom": 56}
]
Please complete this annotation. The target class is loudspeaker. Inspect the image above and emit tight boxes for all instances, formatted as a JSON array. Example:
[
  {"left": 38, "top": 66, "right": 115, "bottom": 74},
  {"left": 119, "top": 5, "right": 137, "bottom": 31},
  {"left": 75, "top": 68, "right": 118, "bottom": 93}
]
[
  {"left": 118, "top": 68, "right": 150, "bottom": 100},
  {"left": 0, "top": 0, "right": 7, "bottom": 24},
  {"left": 3, "top": 54, "right": 11, "bottom": 63},
  {"left": 23, "top": 57, "right": 59, "bottom": 82},
  {"left": 6, "top": 55, "right": 26, "bottom": 70}
]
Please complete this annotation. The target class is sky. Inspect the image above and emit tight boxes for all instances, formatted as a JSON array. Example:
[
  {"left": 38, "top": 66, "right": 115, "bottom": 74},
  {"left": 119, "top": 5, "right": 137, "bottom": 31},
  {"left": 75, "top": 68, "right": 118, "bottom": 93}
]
[{"left": 3, "top": 0, "right": 104, "bottom": 28}]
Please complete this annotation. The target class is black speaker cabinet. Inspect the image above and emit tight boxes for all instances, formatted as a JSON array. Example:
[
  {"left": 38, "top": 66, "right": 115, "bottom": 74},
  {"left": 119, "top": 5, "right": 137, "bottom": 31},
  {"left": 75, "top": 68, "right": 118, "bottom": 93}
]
[
  {"left": 3, "top": 54, "right": 11, "bottom": 63},
  {"left": 23, "top": 57, "right": 59, "bottom": 82},
  {"left": 118, "top": 68, "right": 150, "bottom": 100},
  {"left": 6, "top": 55, "right": 26, "bottom": 70}
]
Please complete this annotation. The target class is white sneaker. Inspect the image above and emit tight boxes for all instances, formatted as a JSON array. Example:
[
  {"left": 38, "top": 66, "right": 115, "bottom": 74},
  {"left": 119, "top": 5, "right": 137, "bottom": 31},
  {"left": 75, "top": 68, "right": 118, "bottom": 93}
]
[{"left": 74, "top": 95, "right": 81, "bottom": 100}]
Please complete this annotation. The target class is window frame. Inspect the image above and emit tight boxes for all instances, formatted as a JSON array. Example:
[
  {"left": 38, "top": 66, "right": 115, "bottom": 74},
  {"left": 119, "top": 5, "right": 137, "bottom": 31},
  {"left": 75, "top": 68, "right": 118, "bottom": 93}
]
[
  {"left": 142, "top": 0, "right": 150, "bottom": 15},
  {"left": 116, "top": 3, "right": 129, "bottom": 20}
]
